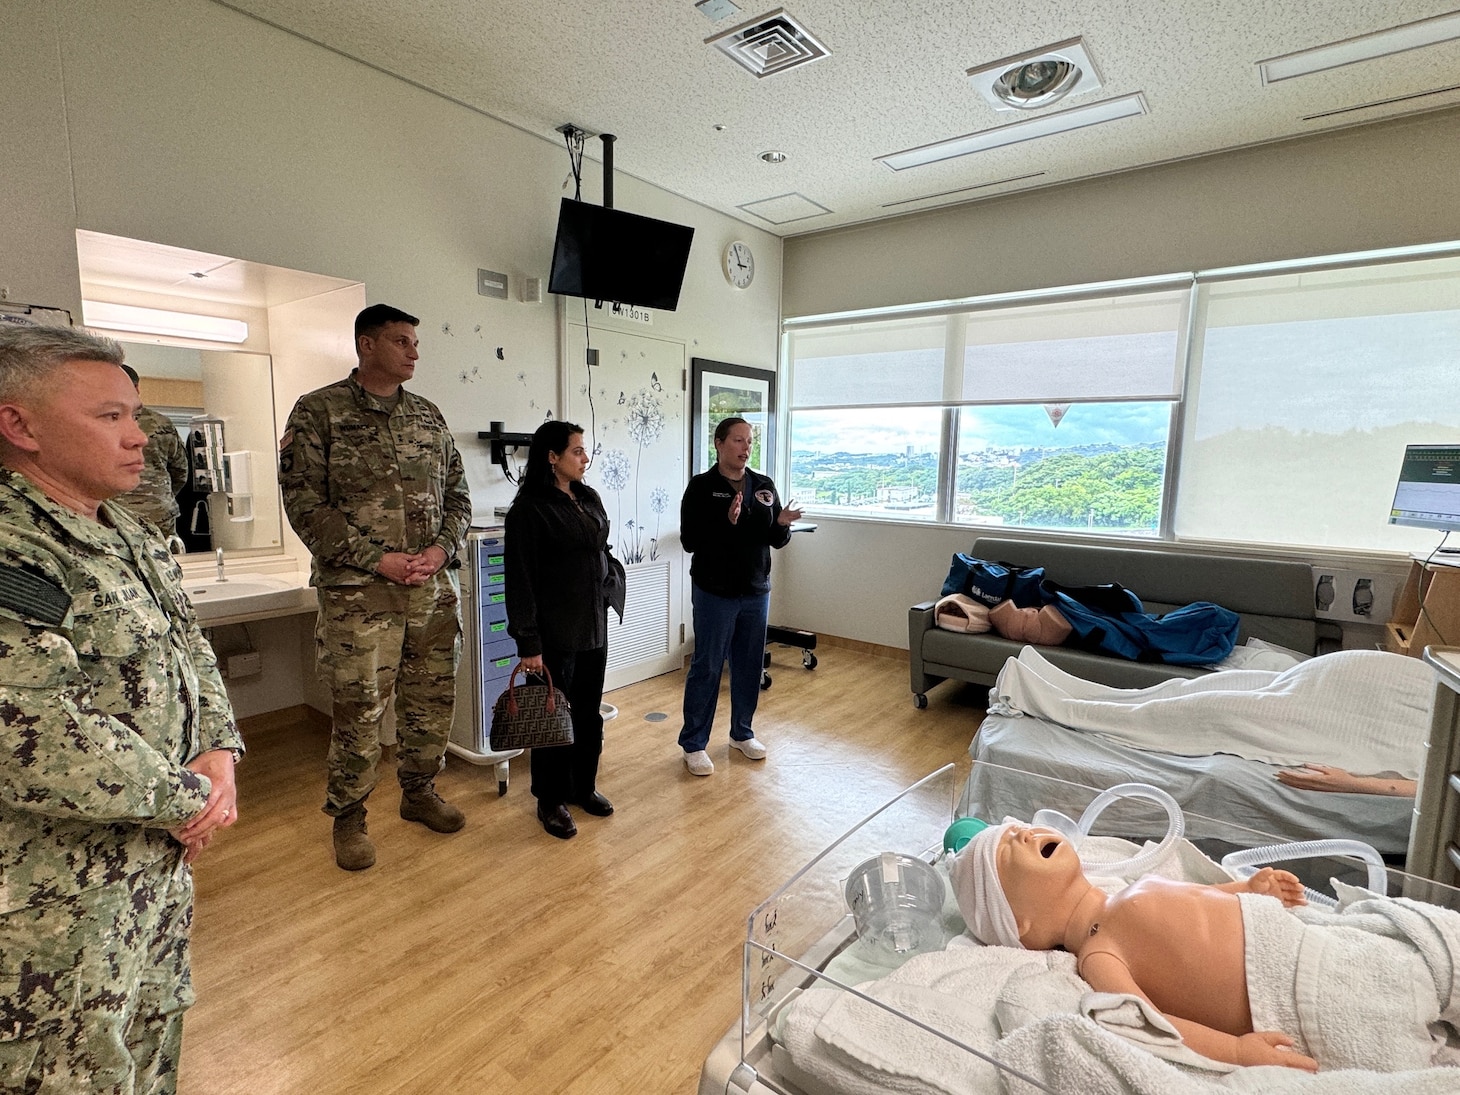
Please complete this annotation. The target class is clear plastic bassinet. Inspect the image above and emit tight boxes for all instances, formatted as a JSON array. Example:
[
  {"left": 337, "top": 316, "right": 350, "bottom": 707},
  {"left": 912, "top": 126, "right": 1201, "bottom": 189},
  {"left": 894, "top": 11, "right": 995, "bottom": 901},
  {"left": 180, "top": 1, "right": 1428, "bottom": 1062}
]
[{"left": 698, "top": 763, "right": 1460, "bottom": 1095}]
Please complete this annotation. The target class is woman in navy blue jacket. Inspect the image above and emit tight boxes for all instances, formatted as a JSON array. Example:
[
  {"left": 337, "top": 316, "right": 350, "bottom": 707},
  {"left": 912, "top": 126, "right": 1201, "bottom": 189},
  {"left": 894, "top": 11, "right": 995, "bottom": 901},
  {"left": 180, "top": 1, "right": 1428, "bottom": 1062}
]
[
  {"left": 505, "top": 421, "right": 619, "bottom": 839},
  {"left": 677, "top": 417, "right": 802, "bottom": 776}
]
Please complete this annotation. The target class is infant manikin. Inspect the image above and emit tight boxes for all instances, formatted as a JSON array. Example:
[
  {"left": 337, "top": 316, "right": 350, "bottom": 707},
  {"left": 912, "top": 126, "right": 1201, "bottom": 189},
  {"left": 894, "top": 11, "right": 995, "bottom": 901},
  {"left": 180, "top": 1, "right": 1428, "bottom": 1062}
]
[{"left": 951, "top": 820, "right": 1317, "bottom": 1071}]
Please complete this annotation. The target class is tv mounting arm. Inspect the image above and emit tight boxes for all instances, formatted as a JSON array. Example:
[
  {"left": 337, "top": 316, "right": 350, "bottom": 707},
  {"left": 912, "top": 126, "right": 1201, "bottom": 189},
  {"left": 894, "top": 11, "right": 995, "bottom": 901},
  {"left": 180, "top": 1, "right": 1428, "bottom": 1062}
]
[{"left": 479, "top": 421, "right": 535, "bottom": 476}]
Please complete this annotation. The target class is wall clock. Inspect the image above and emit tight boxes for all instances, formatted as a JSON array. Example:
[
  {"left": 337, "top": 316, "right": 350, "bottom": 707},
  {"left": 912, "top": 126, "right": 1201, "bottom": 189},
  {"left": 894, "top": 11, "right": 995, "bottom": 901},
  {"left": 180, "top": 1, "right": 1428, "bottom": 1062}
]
[{"left": 723, "top": 240, "right": 755, "bottom": 289}]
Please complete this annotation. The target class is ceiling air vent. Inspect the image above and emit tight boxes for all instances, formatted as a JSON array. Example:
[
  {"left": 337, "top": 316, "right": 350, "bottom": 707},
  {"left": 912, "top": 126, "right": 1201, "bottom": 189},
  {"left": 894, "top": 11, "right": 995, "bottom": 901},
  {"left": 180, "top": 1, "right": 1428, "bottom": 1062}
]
[{"left": 707, "top": 7, "right": 829, "bottom": 79}]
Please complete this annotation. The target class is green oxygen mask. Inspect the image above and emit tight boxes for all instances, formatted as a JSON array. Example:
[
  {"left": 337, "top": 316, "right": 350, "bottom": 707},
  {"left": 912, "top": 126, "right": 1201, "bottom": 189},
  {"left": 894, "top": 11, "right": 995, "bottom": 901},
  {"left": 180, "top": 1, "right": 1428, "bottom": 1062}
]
[{"left": 942, "top": 816, "right": 989, "bottom": 854}]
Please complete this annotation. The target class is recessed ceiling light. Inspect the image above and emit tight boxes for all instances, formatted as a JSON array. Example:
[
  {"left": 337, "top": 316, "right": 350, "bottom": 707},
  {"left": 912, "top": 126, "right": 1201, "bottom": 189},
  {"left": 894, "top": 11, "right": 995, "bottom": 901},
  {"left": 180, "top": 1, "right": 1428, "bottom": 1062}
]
[
  {"left": 878, "top": 93, "right": 1146, "bottom": 171},
  {"left": 994, "top": 59, "right": 1079, "bottom": 107},
  {"left": 969, "top": 38, "right": 1102, "bottom": 112},
  {"left": 712, "top": 123, "right": 727, "bottom": 132},
  {"left": 760, "top": 150, "right": 787, "bottom": 163},
  {"left": 1259, "top": 10, "right": 1460, "bottom": 83}
]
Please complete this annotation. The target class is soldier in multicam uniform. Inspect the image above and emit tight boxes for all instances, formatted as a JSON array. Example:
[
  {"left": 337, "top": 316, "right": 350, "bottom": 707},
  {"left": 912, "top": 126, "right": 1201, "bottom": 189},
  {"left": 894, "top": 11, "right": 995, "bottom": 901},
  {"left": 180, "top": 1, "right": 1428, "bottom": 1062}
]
[
  {"left": 111, "top": 364, "right": 188, "bottom": 537},
  {"left": 0, "top": 325, "right": 242, "bottom": 1093},
  {"left": 278, "top": 304, "right": 472, "bottom": 871}
]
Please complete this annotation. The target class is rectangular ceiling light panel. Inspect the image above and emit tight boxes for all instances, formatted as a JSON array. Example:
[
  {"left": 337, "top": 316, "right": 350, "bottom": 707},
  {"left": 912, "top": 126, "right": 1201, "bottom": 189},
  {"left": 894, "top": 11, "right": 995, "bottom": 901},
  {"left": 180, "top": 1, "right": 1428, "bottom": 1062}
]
[
  {"left": 1259, "top": 10, "right": 1460, "bottom": 83},
  {"left": 82, "top": 300, "right": 249, "bottom": 343},
  {"left": 707, "top": 7, "right": 829, "bottom": 78},
  {"left": 878, "top": 93, "right": 1147, "bottom": 171}
]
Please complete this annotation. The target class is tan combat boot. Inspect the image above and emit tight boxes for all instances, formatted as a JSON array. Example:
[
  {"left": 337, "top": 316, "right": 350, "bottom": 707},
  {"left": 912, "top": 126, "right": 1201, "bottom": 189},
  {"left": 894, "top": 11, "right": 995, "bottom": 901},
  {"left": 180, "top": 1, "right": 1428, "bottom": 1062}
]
[
  {"left": 332, "top": 804, "right": 376, "bottom": 870},
  {"left": 399, "top": 786, "right": 465, "bottom": 833}
]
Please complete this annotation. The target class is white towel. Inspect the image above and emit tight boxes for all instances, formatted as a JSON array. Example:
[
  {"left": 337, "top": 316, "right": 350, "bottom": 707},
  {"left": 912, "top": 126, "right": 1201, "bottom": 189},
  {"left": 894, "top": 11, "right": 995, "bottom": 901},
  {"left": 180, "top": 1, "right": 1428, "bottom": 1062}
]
[
  {"left": 990, "top": 646, "right": 1432, "bottom": 778},
  {"left": 1242, "top": 892, "right": 1442, "bottom": 1072},
  {"left": 1080, "top": 992, "right": 1237, "bottom": 1073},
  {"left": 997, "top": 1012, "right": 1460, "bottom": 1095},
  {"left": 773, "top": 939, "right": 1067, "bottom": 1095}
]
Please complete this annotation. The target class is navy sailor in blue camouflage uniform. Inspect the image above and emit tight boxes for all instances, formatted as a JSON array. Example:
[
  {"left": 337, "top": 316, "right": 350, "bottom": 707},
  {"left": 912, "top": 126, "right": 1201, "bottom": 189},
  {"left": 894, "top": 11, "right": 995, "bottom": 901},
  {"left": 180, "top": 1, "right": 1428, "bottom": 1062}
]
[{"left": 0, "top": 325, "right": 243, "bottom": 1094}]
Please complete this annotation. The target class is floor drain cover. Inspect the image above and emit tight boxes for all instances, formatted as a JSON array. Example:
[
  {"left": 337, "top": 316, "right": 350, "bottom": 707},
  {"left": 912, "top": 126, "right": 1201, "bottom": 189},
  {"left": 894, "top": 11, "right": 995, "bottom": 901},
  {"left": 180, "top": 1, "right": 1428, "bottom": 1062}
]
[{"left": 643, "top": 712, "right": 669, "bottom": 722}]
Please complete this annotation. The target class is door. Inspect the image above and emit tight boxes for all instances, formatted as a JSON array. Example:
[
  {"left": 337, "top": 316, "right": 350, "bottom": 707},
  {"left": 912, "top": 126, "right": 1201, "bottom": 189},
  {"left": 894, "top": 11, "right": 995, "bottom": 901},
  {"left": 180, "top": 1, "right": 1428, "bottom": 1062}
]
[{"left": 563, "top": 313, "right": 687, "bottom": 690}]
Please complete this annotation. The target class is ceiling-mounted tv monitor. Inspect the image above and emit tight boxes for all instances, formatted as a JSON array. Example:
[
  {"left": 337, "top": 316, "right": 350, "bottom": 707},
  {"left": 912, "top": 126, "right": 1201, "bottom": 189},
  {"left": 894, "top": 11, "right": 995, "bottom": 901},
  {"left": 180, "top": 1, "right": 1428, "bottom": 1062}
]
[
  {"left": 1389, "top": 444, "right": 1460, "bottom": 533},
  {"left": 548, "top": 198, "right": 695, "bottom": 312}
]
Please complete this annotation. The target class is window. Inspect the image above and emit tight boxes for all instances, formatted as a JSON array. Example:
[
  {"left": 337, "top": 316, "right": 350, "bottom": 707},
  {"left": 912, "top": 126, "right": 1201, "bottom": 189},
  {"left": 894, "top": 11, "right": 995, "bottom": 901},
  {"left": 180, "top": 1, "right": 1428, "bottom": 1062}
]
[
  {"left": 955, "top": 402, "right": 1171, "bottom": 532},
  {"left": 786, "top": 286, "right": 1189, "bottom": 530},
  {"left": 1177, "top": 255, "right": 1460, "bottom": 552},
  {"left": 785, "top": 248, "right": 1460, "bottom": 553}
]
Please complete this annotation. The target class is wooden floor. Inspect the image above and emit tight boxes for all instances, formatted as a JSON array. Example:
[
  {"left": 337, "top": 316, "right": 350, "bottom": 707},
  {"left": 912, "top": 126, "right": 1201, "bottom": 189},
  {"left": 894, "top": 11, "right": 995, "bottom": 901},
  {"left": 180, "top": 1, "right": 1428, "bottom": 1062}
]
[{"left": 180, "top": 645, "right": 987, "bottom": 1094}]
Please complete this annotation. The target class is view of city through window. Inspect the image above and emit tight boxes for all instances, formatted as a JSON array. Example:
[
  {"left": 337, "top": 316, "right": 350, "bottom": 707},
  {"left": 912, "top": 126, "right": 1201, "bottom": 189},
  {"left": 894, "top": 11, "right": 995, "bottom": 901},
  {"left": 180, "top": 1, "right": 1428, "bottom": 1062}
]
[{"left": 788, "top": 402, "right": 1171, "bottom": 532}]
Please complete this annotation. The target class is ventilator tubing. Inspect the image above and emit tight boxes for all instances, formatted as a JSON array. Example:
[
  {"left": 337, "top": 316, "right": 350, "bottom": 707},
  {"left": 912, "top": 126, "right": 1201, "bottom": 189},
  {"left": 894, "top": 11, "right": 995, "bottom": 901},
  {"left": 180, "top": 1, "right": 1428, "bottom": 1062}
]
[
  {"left": 1033, "top": 782, "right": 1185, "bottom": 877},
  {"left": 1221, "top": 839, "right": 1387, "bottom": 906}
]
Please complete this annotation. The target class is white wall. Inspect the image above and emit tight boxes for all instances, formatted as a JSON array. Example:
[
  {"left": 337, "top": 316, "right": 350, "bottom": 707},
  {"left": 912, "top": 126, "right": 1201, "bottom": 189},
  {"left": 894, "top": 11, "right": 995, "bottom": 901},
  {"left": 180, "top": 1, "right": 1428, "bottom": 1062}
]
[
  {"left": 4, "top": 0, "right": 783, "bottom": 713},
  {"left": 3, "top": 0, "right": 782, "bottom": 503},
  {"left": 774, "top": 109, "right": 1460, "bottom": 651}
]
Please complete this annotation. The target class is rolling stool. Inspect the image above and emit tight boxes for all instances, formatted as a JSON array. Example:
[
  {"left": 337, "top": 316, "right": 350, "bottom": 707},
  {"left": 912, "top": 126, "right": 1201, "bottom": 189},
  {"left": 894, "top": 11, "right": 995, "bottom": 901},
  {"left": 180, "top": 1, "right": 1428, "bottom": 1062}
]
[{"left": 761, "top": 625, "right": 818, "bottom": 690}]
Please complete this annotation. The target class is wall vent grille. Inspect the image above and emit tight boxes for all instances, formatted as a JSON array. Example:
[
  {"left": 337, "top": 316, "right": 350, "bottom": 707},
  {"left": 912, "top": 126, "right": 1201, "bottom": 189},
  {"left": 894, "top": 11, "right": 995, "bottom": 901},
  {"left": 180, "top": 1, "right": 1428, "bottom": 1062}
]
[{"left": 606, "top": 560, "right": 671, "bottom": 672}]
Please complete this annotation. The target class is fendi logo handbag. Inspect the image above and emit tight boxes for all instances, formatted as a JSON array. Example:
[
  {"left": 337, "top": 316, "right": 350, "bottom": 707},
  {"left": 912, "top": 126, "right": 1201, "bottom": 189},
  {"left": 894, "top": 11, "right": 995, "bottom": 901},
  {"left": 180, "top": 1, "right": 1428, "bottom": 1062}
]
[{"left": 489, "top": 663, "right": 574, "bottom": 751}]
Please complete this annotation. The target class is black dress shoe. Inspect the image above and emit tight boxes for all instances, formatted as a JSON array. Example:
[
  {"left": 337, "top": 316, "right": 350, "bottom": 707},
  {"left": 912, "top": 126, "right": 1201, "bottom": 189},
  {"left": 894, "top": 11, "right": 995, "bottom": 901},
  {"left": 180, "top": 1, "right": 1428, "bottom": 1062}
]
[
  {"left": 536, "top": 801, "right": 577, "bottom": 839},
  {"left": 575, "top": 791, "right": 614, "bottom": 817}
]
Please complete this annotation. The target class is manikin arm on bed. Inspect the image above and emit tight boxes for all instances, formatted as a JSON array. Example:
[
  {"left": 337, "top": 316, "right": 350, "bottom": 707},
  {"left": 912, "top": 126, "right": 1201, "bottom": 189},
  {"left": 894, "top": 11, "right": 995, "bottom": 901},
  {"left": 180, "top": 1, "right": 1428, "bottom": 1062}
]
[{"left": 1276, "top": 763, "right": 1415, "bottom": 797}]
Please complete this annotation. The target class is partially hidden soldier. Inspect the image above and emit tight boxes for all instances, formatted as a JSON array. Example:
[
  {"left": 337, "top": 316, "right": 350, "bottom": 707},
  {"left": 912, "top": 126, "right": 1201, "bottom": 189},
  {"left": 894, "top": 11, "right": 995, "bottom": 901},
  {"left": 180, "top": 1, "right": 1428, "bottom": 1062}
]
[
  {"left": 111, "top": 363, "right": 188, "bottom": 538},
  {"left": 0, "top": 325, "right": 243, "bottom": 1093},
  {"left": 278, "top": 304, "right": 472, "bottom": 871}
]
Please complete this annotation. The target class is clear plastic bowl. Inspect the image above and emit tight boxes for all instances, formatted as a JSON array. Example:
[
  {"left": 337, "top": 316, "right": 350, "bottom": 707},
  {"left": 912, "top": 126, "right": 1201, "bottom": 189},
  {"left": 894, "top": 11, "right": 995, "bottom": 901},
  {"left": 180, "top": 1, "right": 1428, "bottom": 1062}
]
[{"left": 844, "top": 852, "right": 946, "bottom": 956}]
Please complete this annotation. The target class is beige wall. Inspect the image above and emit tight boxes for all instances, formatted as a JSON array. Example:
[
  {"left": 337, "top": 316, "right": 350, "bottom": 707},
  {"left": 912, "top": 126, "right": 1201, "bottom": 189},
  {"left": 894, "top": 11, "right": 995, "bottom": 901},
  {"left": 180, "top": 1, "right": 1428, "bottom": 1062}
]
[
  {"left": 783, "top": 108, "right": 1460, "bottom": 318},
  {"left": 4, "top": 0, "right": 783, "bottom": 713},
  {"left": 774, "top": 109, "right": 1460, "bottom": 654},
  {"left": 3, "top": 0, "right": 783, "bottom": 527}
]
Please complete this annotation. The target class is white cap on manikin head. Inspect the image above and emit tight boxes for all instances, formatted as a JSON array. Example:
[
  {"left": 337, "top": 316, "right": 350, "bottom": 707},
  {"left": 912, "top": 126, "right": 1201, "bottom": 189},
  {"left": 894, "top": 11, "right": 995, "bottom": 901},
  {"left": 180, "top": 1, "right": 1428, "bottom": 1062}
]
[{"left": 949, "top": 822, "right": 1025, "bottom": 949}]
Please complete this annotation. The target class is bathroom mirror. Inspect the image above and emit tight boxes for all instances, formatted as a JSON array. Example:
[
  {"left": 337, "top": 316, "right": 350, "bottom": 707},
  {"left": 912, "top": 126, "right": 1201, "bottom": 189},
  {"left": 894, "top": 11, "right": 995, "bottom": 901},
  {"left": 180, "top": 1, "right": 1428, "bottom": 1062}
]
[{"left": 116, "top": 341, "right": 284, "bottom": 558}]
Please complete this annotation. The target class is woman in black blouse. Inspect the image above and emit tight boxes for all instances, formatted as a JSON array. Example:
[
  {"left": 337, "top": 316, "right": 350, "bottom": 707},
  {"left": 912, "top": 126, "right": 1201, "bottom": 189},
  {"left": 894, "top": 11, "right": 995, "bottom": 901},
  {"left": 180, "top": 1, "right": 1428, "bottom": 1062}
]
[{"left": 505, "top": 421, "right": 619, "bottom": 839}]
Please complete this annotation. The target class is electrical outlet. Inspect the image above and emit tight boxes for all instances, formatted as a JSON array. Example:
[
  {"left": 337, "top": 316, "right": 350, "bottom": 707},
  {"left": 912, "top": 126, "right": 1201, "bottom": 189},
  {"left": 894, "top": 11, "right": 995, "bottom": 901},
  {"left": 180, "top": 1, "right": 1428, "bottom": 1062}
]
[{"left": 226, "top": 652, "right": 262, "bottom": 678}]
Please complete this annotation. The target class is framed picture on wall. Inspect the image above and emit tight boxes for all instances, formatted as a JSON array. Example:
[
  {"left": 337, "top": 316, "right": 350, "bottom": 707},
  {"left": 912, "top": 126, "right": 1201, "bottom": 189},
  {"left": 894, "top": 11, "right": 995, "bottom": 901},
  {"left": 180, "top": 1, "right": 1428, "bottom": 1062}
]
[{"left": 690, "top": 358, "right": 776, "bottom": 476}]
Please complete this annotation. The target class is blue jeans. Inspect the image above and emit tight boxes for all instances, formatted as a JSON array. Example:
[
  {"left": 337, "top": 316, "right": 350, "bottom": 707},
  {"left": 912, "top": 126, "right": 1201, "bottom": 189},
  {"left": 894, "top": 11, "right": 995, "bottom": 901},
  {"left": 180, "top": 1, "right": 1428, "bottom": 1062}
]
[{"left": 679, "top": 583, "right": 769, "bottom": 752}]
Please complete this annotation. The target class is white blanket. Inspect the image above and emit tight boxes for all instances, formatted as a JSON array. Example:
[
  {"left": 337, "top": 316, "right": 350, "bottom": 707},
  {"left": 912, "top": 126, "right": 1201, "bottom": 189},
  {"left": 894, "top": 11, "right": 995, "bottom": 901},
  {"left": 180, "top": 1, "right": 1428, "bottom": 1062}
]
[{"left": 988, "top": 647, "right": 1433, "bottom": 779}]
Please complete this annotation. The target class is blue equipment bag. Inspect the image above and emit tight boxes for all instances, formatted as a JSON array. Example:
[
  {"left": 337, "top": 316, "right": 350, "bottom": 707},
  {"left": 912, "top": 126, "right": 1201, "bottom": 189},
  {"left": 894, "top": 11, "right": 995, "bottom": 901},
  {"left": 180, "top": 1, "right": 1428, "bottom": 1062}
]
[
  {"left": 941, "top": 554, "right": 1047, "bottom": 608},
  {"left": 1041, "top": 580, "right": 1240, "bottom": 665}
]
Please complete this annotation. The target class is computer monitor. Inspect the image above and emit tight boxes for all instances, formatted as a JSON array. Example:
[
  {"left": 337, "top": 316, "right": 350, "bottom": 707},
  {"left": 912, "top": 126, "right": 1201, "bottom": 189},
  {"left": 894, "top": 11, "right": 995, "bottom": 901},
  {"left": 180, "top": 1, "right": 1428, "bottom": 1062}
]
[{"left": 1389, "top": 444, "right": 1460, "bottom": 534}]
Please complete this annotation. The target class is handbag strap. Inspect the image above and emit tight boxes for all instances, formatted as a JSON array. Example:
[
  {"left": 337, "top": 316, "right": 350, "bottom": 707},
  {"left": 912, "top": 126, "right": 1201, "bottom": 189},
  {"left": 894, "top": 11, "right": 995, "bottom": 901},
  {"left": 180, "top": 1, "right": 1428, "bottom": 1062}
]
[{"left": 507, "top": 661, "right": 557, "bottom": 716}]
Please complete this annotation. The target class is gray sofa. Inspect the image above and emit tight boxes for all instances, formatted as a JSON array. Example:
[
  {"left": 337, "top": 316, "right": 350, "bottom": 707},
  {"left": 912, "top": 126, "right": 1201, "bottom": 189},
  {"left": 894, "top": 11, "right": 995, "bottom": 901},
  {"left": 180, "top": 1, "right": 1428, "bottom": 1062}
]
[{"left": 909, "top": 535, "right": 1324, "bottom": 705}]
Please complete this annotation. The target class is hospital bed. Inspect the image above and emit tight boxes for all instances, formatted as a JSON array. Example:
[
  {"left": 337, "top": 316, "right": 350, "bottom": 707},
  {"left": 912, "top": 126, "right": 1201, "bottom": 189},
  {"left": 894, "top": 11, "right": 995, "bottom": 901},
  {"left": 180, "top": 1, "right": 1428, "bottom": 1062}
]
[
  {"left": 697, "top": 766, "right": 1460, "bottom": 1095},
  {"left": 960, "top": 713, "right": 1416, "bottom": 856}
]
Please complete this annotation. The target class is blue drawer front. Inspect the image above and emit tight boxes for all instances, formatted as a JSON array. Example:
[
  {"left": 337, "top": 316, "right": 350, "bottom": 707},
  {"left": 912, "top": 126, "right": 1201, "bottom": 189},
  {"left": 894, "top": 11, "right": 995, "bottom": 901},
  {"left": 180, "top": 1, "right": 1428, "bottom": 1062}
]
[
  {"left": 483, "top": 634, "right": 516, "bottom": 664},
  {"left": 481, "top": 652, "right": 516, "bottom": 681}
]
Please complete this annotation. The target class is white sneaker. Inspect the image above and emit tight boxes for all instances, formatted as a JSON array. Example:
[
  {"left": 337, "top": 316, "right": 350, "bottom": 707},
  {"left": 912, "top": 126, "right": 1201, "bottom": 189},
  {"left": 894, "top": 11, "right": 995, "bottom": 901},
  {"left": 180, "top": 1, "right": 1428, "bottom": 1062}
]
[
  {"left": 729, "top": 737, "right": 768, "bottom": 760},
  {"left": 684, "top": 750, "right": 715, "bottom": 776}
]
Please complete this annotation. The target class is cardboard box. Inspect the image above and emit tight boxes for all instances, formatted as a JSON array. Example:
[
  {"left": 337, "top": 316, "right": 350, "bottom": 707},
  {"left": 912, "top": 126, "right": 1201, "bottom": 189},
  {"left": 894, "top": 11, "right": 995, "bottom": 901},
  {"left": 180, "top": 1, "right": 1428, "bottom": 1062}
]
[{"left": 1388, "top": 561, "right": 1460, "bottom": 658}]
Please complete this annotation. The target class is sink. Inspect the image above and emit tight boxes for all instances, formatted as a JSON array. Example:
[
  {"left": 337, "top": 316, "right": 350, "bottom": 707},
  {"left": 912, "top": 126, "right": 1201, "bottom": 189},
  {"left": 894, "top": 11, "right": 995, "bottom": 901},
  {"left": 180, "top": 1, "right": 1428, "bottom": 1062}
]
[{"left": 183, "top": 574, "right": 312, "bottom": 622}]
